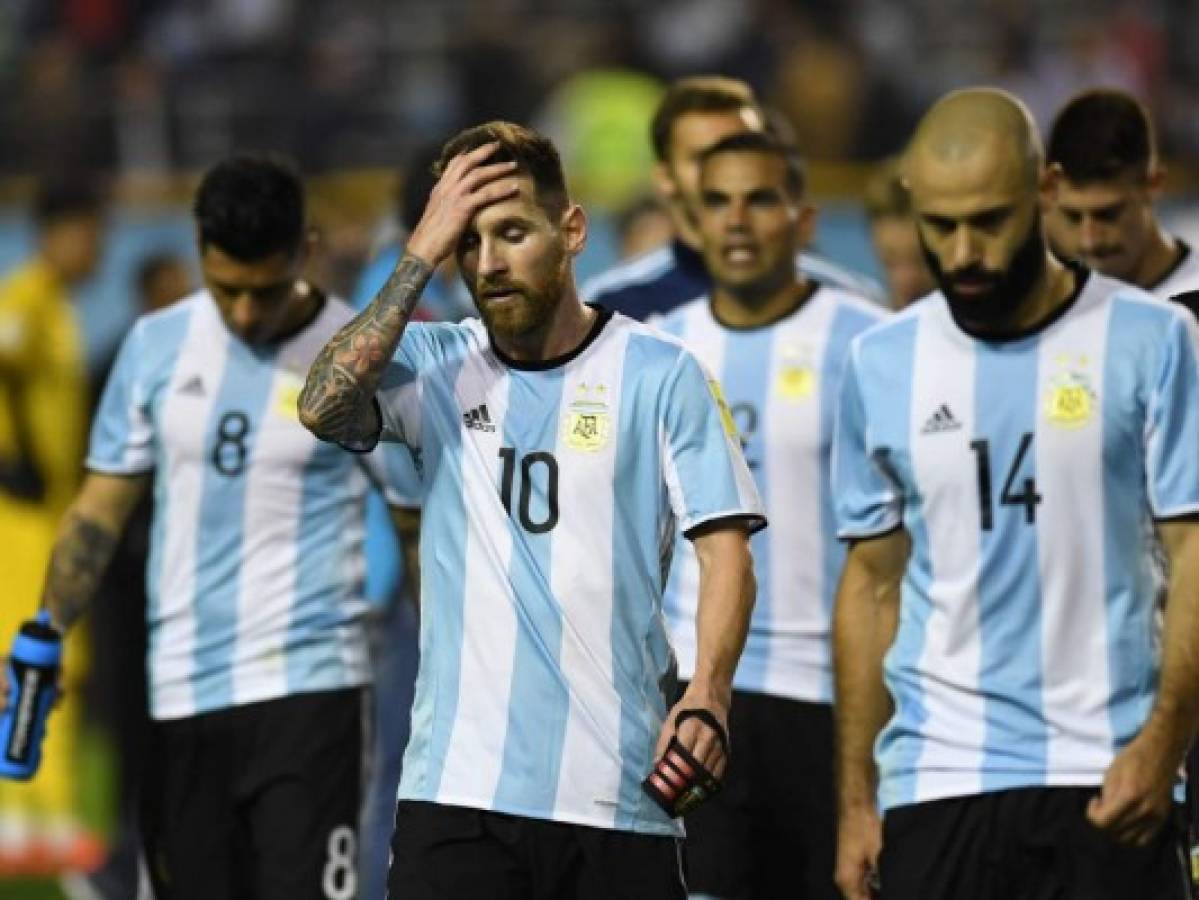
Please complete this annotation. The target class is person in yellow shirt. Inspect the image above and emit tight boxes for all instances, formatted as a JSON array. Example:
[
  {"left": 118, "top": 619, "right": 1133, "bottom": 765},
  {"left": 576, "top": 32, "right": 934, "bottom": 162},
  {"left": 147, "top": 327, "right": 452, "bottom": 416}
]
[{"left": 0, "top": 178, "right": 105, "bottom": 874}]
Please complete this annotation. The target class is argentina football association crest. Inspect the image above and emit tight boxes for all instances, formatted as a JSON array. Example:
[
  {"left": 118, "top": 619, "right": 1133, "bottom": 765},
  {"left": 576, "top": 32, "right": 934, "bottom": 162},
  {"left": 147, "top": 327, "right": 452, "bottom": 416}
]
[
  {"left": 563, "top": 381, "right": 611, "bottom": 451},
  {"left": 1043, "top": 354, "right": 1097, "bottom": 429}
]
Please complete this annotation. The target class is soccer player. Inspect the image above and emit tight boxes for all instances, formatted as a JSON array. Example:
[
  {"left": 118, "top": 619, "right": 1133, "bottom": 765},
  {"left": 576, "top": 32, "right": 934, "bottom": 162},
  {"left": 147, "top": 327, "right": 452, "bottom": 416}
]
[
  {"left": 655, "top": 131, "right": 884, "bottom": 899},
  {"left": 298, "top": 121, "right": 764, "bottom": 899},
  {"left": 863, "top": 158, "right": 935, "bottom": 310},
  {"left": 2, "top": 155, "right": 420, "bottom": 899},
  {"left": 581, "top": 76, "right": 884, "bottom": 319},
  {"left": 1046, "top": 89, "right": 1199, "bottom": 302},
  {"left": 833, "top": 89, "right": 1199, "bottom": 900}
]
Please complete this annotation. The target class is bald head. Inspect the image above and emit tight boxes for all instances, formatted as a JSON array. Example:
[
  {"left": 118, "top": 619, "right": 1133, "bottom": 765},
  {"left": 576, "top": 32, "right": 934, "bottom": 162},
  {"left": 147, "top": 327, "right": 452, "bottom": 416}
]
[{"left": 905, "top": 89, "right": 1042, "bottom": 193}]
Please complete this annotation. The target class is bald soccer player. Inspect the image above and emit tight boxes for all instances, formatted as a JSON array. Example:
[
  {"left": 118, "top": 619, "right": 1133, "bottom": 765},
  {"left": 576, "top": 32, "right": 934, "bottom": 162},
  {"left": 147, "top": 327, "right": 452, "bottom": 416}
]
[
  {"left": 1046, "top": 89, "right": 1199, "bottom": 305},
  {"left": 832, "top": 89, "right": 1199, "bottom": 900}
]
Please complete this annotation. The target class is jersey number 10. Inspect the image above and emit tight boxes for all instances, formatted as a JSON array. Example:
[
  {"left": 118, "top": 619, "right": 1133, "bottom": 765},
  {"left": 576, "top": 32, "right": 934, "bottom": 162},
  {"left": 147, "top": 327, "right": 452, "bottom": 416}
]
[
  {"left": 498, "top": 447, "right": 560, "bottom": 533},
  {"left": 969, "top": 432, "right": 1042, "bottom": 531}
]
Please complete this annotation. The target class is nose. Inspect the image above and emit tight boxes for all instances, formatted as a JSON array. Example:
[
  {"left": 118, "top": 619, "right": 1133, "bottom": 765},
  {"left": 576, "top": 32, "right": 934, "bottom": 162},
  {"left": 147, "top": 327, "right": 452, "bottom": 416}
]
[
  {"left": 478, "top": 238, "right": 508, "bottom": 279},
  {"left": 725, "top": 199, "right": 750, "bottom": 231},
  {"left": 948, "top": 225, "right": 979, "bottom": 271},
  {"left": 1078, "top": 217, "right": 1102, "bottom": 253},
  {"left": 229, "top": 294, "right": 259, "bottom": 333}
]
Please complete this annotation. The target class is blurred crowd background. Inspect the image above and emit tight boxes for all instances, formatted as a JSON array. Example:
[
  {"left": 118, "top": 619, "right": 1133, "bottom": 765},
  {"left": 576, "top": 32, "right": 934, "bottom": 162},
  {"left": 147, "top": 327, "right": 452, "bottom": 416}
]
[{"left": 4, "top": 1, "right": 1199, "bottom": 897}]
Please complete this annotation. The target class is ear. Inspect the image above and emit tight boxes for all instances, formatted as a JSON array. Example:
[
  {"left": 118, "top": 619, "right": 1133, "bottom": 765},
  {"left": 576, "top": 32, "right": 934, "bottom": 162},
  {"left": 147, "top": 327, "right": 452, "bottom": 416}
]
[
  {"left": 652, "top": 161, "right": 678, "bottom": 204},
  {"left": 795, "top": 202, "right": 818, "bottom": 248},
  {"left": 561, "top": 204, "right": 588, "bottom": 258},
  {"left": 1039, "top": 163, "right": 1063, "bottom": 212},
  {"left": 1146, "top": 163, "right": 1166, "bottom": 200}
]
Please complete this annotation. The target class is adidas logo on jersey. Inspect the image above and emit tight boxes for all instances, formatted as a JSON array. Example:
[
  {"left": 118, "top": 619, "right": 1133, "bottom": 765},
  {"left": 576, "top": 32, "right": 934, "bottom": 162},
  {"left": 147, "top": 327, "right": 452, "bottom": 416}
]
[
  {"left": 463, "top": 404, "right": 495, "bottom": 432},
  {"left": 921, "top": 404, "right": 961, "bottom": 434},
  {"left": 177, "top": 375, "right": 205, "bottom": 397}
]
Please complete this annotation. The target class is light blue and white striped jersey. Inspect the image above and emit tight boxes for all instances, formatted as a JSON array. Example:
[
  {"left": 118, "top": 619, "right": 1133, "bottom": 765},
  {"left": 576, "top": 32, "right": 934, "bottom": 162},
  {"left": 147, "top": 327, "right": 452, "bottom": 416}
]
[
  {"left": 88, "top": 290, "right": 420, "bottom": 720},
  {"left": 657, "top": 287, "right": 885, "bottom": 703},
  {"left": 833, "top": 270, "right": 1199, "bottom": 811},
  {"left": 372, "top": 309, "right": 764, "bottom": 836}
]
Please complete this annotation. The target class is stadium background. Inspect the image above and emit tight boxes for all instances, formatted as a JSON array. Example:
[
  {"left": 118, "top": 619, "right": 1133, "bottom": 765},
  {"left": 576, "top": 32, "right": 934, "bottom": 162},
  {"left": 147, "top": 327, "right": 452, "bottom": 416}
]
[{"left": 2, "top": 0, "right": 1199, "bottom": 897}]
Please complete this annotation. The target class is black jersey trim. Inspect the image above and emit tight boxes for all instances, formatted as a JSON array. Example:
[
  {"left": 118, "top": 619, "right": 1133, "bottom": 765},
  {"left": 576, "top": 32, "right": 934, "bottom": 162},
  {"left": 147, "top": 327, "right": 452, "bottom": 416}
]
[
  {"left": 951, "top": 263, "right": 1090, "bottom": 344},
  {"left": 709, "top": 281, "right": 819, "bottom": 332},
  {"left": 1147, "top": 238, "right": 1191, "bottom": 292},
  {"left": 490, "top": 304, "right": 614, "bottom": 371}
]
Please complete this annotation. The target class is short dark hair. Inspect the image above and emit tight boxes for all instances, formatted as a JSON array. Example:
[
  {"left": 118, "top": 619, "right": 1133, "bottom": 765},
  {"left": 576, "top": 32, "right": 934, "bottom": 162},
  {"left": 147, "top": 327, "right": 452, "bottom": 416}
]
[
  {"left": 650, "top": 76, "right": 758, "bottom": 162},
  {"left": 436, "top": 121, "right": 568, "bottom": 216},
  {"left": 33, "top": 176, "right": 103, "bottom": 229},
  {"left": 863, "top": 157, "right": 912, "bottom": 221},
  {"left": 193, "top": 154, "right": 305, "bottom": 261},
  {"left": 1047, "top": 89, "right": 1155, "bottom": 183},
  {"left": 697, "top": 131, "right": 806, "bottom": 198}
]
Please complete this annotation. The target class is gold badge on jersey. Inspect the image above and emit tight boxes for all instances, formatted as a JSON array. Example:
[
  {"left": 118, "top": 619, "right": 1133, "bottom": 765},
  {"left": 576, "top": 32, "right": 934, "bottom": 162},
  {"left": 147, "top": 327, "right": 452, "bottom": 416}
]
[
  {"left": 775, "top": 344, "right": 817, "bottom": 401},
  {"left": 1043, "top": 355, "right": 1096, "bottom": 429},
  {"left": 564, "top": 382, "right": 611, "bottom": 451},
  {"left": 275, "top": 371, "right": 305, "bottom": 422},
  {"left": 707, "top": 379, "right": 739, "bottom": 438}
]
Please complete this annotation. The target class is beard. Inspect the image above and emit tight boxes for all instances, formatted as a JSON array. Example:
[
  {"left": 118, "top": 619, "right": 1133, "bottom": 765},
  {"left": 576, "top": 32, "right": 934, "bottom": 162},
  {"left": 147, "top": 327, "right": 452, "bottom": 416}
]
[
  {"left": 467, "top": 252, "right": 567, "bottom": 340},
  {"left": 922, "top": 218, "right": 1047, "bottom": 329}
]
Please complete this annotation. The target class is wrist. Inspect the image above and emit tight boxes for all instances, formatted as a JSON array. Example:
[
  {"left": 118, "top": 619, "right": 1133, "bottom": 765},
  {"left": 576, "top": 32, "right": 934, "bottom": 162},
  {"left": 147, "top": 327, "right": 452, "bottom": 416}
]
[{"left": 402, "top": 237, "right": 440, "bottom": 271}]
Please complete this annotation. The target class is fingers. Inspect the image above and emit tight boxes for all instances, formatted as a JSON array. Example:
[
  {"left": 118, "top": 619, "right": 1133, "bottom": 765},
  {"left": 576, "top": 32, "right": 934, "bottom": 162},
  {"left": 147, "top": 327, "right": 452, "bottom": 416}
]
[
  {"left": 1086, "top": 793, "right": 1167, "bottom": 847},
  {"left": 674, "top": 716, "right": 727, "bottom": 779}
]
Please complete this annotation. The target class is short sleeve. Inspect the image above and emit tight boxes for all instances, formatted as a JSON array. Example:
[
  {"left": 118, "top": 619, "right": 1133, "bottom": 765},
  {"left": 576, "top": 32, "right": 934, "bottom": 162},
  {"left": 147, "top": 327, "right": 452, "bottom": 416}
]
[
  {"left": 831, "top": 345, "right": 903, "bottom": 538},
  {"left": 371, "top": 326, "right": 434, "bottom": 449},
  {"left": 1146, "top": 313, "right": 1199, "bottom": 518},
  {"left": 87, "top": 323, "right": 156, "bottom": 474},
  {"left": 356, "top": 442, "right": 422, "bottom": 509},
  {"left": 660, "top": 350, "right": 765, "bottom": 537}
]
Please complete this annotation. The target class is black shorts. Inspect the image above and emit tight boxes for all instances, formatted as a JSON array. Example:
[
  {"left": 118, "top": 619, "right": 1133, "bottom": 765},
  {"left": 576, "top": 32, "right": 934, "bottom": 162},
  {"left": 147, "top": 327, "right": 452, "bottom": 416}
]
[
  {"left": 1188, "top": 743, "right": 1199, "bottom": 883},
  {"left": 140, "top": 687, "right": 366, "bottom": 900},
  {"left": 681, "top": 688, "right": 838, "bottom": 899},
  {"left": 879, "top": 787, "right": 1193, "bottom": 900},
  {"left": 388, "top": 800, "right": 687, "bottom": 900}
]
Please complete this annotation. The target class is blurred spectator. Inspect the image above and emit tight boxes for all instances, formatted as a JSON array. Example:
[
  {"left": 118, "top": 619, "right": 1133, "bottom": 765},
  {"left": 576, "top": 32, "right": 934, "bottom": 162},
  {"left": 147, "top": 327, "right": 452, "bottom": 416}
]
[
  {"left": 135, "top": 251, "right": 193, "bottom": 313},
  {"left": 616, "top": 194, "right": 674, "bottom": 259},
  {"left": 0, "top": 175, "right": 108, "bottom": 876},
  {"left": 863, "top": 157, "right": 934, "bottom": 309}
]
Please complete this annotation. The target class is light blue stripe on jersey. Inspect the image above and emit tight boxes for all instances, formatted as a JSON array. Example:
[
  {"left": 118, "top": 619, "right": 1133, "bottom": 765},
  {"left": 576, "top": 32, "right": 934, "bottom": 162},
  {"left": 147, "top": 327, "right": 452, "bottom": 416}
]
[
  {"left": 613, "top": 334, "right": 684, "bottom": 829},
  {"left": 974, "top": 340, "right": 1046, "bottom": 788},
  {"left": 864, "top": 317, "right": 926, "bottom": 809},
  {"left": 720, "top": 328, "right": 775, "bottom": 659},
  {"left": 137, "top": 308, "right": 194, "bottom": 659},
  {"left": 820, "top": 306, "right": 879, "bottom": 695},
  {"left": 493, "top": 370, "right": 570, "bottom": 815},
  {"left": 287, "top": 440, "right": 355, "bottom": 692},
  {"left": 1102, "top": 299, "right": 1163, "bottom": 746},
  {"left": 403, "top": 343, "right": 471, "bottom": 796},
  {"left": 191, "top": 345, "right": 276, "bottom": 713}
]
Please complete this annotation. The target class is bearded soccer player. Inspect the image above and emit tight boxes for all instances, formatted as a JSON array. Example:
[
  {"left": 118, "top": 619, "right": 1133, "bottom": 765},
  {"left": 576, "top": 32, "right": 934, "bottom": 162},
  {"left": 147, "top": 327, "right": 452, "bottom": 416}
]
[
  {"left": 299, "top": 122, "right": 764, "bottom": 900},
  {"left": 1046, "top": 89, "right": 1199, "bottom": 304},
  {"left": 581, "top": 76, "right": 883, "bottom": 319},
  {"left": 833, "top": 89, "right": 1199, "bottom": 900},
  {"left": 655, "top": 131, "right": 884, "bottom": 899},
  {"left": 2, "top": 156, "right": 421, "bottom": 899}
]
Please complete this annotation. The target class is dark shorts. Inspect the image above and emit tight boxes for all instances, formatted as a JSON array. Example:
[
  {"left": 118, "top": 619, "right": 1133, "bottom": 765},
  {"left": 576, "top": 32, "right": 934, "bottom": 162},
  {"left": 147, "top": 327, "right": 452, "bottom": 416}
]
[
  {"left": 879, "top": 787, "right": 1193, "bottom": 900},
  {"left": 681, "top": 688, "right": 838, "bottom": 899},
  {"left": 140, "top": 687, "right": 366, "bottom": 900},
  {"left": 1188, "top": 743, "right": 1199, "bottom": 884},
  {"left": 387, "top": 800, "right": 687, "bottom": 900}
]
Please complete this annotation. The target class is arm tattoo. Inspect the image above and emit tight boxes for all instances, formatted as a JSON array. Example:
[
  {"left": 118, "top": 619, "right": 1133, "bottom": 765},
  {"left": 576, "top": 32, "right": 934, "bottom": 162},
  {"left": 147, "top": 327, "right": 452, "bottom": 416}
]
[
  {"left": 41, "top": 511, "right": 120, "bottom": 631},
  {"left": 299, "top": 252, "right": 433, "bottom": 443}
]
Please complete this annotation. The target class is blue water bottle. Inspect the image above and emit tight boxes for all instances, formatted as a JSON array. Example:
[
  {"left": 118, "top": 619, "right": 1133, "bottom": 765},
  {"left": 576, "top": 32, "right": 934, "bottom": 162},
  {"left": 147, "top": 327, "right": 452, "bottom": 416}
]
[{"left": 0, "top": 611, "right": 62, "bottom": 780}]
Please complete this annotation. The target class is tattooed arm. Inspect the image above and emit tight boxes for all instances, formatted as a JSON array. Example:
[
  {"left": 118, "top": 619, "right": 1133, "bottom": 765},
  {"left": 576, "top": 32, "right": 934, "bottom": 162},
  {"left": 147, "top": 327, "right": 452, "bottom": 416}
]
[
  {"left": 41, "top": 471, "right": 149, "bottom": 631},
  {"left": 298, "top": 139, "right": 520, "bottom": 446}
]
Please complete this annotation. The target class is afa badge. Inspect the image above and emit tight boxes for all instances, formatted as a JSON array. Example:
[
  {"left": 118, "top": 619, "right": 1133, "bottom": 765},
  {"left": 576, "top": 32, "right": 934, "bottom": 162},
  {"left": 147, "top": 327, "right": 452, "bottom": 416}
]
[
  {"left": 275, "top": 371, "right": 305, "bottom": 421},
  {"left": 564, "top": 382, "right": 611, "bottom": 451},
  {"left": 775, "top": 344, "right": 817, "bottom": 401},
  {"left": 1043, "top": 356, "right": 1096, "bottom": 429}
]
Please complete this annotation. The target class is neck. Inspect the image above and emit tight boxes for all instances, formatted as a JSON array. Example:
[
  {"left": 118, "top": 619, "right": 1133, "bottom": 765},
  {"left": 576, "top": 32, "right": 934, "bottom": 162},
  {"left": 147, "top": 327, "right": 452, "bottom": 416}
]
[
  {"left": 711, "top": 274, "right": 810, "bottom": 328},
  {"left": 964, "top": 252, "right": 1074, "bottom": 336},
  {"left": 1131, "top": 225, "right": 1181, "bottom": 289},
  {"left": 270, "top": 281, "right": 322, "bottom": 343},
  {"left": 492, "top": 286, "right": 597, "bottom": 363}
]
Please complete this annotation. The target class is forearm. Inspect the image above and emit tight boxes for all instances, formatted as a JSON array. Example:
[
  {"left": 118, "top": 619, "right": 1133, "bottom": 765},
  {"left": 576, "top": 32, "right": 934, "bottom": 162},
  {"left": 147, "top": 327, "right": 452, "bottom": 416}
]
[
  {"left": 834, "top": 541, "right": 903, "bottom": 811},
  {"left": 691, "top": 529, "right": 755, "bottom": 698},
  {"left": 1141, "top": 522, "right": 1199, "bottom": 761},
  {"left": 298, "top": 253, "right": 432, "bottom": 443},
  {"left": 40, "top": 509, "right": 122, "bottom": 631}
]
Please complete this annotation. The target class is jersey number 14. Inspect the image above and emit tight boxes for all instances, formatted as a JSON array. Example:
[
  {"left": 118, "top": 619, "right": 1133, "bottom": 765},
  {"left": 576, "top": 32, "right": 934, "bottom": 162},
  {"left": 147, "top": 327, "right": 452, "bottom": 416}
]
[{"left": 969, "top": 432, "right": 1042, "bottom": 531}]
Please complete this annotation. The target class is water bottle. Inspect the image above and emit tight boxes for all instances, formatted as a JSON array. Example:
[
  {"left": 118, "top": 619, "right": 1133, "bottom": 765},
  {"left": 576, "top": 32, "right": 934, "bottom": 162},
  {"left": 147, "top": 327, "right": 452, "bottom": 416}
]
[{"left": 0, "top": 611, "right": 62, "bottom": 780}]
